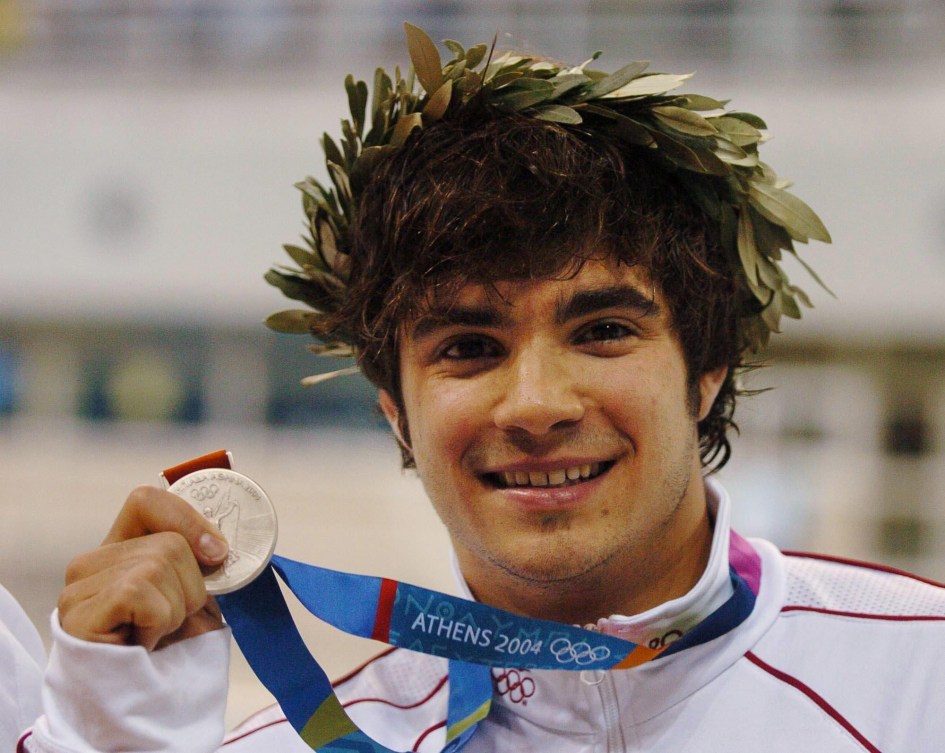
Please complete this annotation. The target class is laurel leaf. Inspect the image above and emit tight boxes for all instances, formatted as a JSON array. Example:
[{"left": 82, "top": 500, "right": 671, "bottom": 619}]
[
  {"left": 423, "top": 79, "right": 453, "bottom": 122},
  {"left": 404, "top": 22, "right": 444, "bottom": 95},
  {"left": 749, "top": 183, "right": 832, "bottom": 244}
]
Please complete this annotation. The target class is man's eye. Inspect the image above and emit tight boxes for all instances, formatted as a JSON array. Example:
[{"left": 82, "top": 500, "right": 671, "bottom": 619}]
[
  {"left": 575, "top": 321, "right": 633, "bottom": 344},
  {"left": 441, "top": 337, "right": 501, "bottom": 360}
]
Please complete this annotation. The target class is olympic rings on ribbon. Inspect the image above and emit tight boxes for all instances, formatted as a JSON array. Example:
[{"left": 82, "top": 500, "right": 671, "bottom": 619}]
[{"left": 549, "top": 637, "right": 611, "bottom": 666}]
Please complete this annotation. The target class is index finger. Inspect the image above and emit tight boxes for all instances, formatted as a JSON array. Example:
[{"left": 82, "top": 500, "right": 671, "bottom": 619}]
[{"left": 104, "top": 485, "right": 229, "bottom": 566}]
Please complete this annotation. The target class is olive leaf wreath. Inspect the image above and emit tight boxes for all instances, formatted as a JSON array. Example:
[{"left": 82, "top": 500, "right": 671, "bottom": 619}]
[{"left": 266, "top": 23, "right": 831, "bottom": 386}]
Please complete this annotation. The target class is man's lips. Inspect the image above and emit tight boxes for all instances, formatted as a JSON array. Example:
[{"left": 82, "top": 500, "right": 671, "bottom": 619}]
[{"left": 482, "top": 460, "right": 615, "bottom": 489}]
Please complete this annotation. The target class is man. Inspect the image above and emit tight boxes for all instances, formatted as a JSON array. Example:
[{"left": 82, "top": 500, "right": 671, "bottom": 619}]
[{"left": 21, "top": 24, "right": 945, "bottom": 753}]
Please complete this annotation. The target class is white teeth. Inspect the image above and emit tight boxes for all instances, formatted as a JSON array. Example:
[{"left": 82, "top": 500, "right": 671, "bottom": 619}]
[
  {"left": 529, "top": 471, "right": 549, "bottom": 487},
  {"left": 548, "top": 469, "right": 567, "bottom": 485},
  {"left": 498, "top": 463, "right": 607, "bottom": 488}
]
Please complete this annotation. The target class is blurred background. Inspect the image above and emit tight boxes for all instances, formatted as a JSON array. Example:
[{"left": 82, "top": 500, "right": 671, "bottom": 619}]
[{"left": 1, "top": 0, "right": 944, "bottom": 730}]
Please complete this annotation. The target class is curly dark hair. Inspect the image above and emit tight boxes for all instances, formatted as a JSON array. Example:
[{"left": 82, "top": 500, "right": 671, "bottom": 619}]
[{"left": 330, "top": 106, "right": 744, "bottom": 471}]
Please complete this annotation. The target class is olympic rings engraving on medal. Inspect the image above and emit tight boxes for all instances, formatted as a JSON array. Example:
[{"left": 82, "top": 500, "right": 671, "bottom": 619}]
[
  {"left": 549, "top": 637, "right": 611, "bottom": 666},
  {"left": 190, "top": 483, "right": 219, "bottom": 501}
]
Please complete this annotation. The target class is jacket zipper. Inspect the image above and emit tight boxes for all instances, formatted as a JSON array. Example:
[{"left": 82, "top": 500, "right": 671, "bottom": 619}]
[{"left": 595, "top": 671, "right": 626, "bottom": 752}]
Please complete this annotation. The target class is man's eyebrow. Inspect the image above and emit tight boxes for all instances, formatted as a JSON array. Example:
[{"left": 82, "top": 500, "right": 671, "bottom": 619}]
[
  {"left": 555, "top": 285, "right": 660, "bottom": 324},
  {"left": 410, "top": 306, "right": 506, "bottom": 340}
]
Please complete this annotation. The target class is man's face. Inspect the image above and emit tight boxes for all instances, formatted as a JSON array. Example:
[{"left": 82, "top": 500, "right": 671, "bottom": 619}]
[{"left": 380, "top": 257, "right": 726, "bottom": 617}]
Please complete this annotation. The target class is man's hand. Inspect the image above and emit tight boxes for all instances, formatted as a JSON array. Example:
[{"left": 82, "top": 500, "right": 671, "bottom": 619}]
[{"left": 58, "top": 486, "right": 230, "bottom": 651}]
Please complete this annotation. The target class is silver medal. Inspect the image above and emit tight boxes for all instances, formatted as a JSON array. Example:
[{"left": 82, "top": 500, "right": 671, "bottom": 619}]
[{"left": 167, "top": 468, "right": 278, "bottom": 595}]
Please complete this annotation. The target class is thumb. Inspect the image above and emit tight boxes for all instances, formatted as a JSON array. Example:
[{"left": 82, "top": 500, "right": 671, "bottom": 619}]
[{"left": 104, "top": 485, "right": 229, "bottom": 566}]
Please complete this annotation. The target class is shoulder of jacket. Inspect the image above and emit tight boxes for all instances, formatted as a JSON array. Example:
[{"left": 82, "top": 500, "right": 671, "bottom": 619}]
[{"left": 780, "top": 550, "right": 945, "bottom": 618}]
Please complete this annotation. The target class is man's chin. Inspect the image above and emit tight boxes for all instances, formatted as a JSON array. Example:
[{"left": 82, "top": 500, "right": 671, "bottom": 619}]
[{"left": 492, "top": 551, "right": 608, "bottom": 589}]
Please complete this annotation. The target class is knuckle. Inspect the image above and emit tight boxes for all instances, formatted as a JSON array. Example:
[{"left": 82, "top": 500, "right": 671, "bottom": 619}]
[
  {"left": 111, "top": 574, "right": 150, "bottom": 605},
  {"left": 63, "top": 552, "right": 92, "bottom": 585},
  {"left": 125, "top": 484, "right": 159, "bottom": 512},
  {"left": 57, "top": 583, "right": 79, "bottom": 616},
  {"left": 153, "top": 530, "right": 193, "bottom": 560},
  {"left": 183, "top": 586, "right": 210, "bottom": 616},
  {"left": 130, "top": 552, "right": 174, "bottom": 584}
]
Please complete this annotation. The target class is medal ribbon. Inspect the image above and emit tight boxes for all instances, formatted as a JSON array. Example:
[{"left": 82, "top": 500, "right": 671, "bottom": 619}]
[{"left": 165, "top": 452, "right": 761, "bottom": 753}]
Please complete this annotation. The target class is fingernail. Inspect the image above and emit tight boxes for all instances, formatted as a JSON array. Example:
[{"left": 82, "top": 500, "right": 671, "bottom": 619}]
[{"left": 199, "top": 532, "right": 228, "bottom": 561}]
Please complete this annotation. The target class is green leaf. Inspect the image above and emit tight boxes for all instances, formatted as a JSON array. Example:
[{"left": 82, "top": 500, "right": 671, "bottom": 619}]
[
  {"left": 549, "top": 73, "right": 591, "bottom": 99},
  {"left": 283, "top": 243, "right": 317, "bottom": 269},
  {"left": 755, "top": 250, "right": 783, "bottom": 290},
  {"left": 780, "top": 290, "right": 802, "bottom": 320},
  {"left": 727, "top": 111, "right": 767, "bottom": 130},
  {"left": 327, "top": 162, "right": 351, "bottom": 216},
  {"left": 295, "top": 176, "right": 331, "bottom": 205},
  {"left": 750, "top": 209, "right": 793, "bottom": 257},
  {"left": 390, "top": 111, "right": 423, "bottom": 146},
  {"left": 745, "top": 268, "right": 773, "bottom": 307},
  {"left": 344, "top": 74, "right": 368, "bottom": 138},
  {"left": 737, "top": 208, "right": 760, "bottom": 286},
  {"left": 465, "top": 43, "right": 488, "bottom": 69},
  {"left": 265, "top": 309, "right": 319, "bottom": 334},
  {"left": 349, "top": 145, "right": 394, "bottom": 195},
  {"left": 533, "top": 104, "right": 583, "bottom": 124},
  {"left": 678, "top": 94, "right": 727, "bottom": 111},
  {"left": 492, "top": 80, "right": 555, "bottom": 111},
  {"left": 443, "top": 39, "right": 464, "bottom": 60},
  {"left": 580, "top": 103, "right": 653, "bottom": 144},
  {"left": 749, "top": 183, "right": 832, "bottom": 244},
  {"left": 789, "top": 284, "right": 814, "bottom": 308},
  {"left": 404, "top": 22, "right": 444, "bottom": 94},
  {"left": 306, "top": 342, "right": 355, "bottom": 358},
  {"left": 322, "top": 133, "right": 344, "bottom": 167},
  {"left": 714, "top": 138, "right": 758, "bottom": 167},
  {"left": 488, "top": 69, "right": 525, "bottom": 89},
  {"left": 600, "top": 72, "right": 692, "bottom": 99},
  {"left": 787, "top": 248, "right": 836, "bottom": 297},
  {"left": 423, "top": 79, "right": 453, "bottom": 121},
  {"left": 652, "top": 106, "right": 718, "bottom": 137},
  {"left": 314, "top": 212, "right": 341, "bottom": 271},
  {"left": 340, "top": 119, "right": 359, "bottom": 165},
  {"left": 444, "top": 59, "right": 466, "bottom": 81},
  {"left": 761, "top": 292, "right": 783, "bottom": 333},
  {"left": 457, "top": 69, "right": 482, "bottom": 97},
  {"left": 576, "top": 61, "right": 649, "bottom": 101},
  {"left": 651, "top": 131, "right": 729, "bottom": 176},
  {"left": 265, "top": 270, "right": 325, "bottom": 308},
  {"left": 300, "top": 365, "right": 361, "bottom": 387},
  {"left": 711, "top": 116, "right": 762, "bottom": 147}
]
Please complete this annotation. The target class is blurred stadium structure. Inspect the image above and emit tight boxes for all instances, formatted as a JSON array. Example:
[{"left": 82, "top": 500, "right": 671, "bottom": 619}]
[{"left": 1, "top": 0, "right": 945, "bottom": 728}]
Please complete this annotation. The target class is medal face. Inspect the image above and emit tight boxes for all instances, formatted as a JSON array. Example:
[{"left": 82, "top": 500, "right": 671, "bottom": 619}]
[{"left": 168, "top": 468, "right": 278, "bottom": 595}]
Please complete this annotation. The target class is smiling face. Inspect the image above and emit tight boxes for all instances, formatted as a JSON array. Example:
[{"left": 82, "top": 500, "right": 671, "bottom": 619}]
[{"left": 379, "top": 257, "right": 727, "bottom": 622}]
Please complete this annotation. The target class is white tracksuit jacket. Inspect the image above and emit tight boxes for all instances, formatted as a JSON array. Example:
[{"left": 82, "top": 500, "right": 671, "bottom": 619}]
[
  {"left": 18, "top": 482, "right": 945, "bottom": 752},
  {"left": 0, "top": 585, "right": 44, "bottom": 752}
]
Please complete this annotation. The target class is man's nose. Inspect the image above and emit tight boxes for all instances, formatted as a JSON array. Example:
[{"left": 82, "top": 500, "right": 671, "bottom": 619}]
[{"left": 492, "top": 345, "right": 585, "bottom": 436}]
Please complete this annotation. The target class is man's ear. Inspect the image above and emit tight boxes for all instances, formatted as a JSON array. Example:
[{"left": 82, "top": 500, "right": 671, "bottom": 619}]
[
  {"left": 378, "top": 389, "right": 406, "bottom": 446},
  {"left": 696, "top": 367, "right": 728, "bottom": 422}
]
